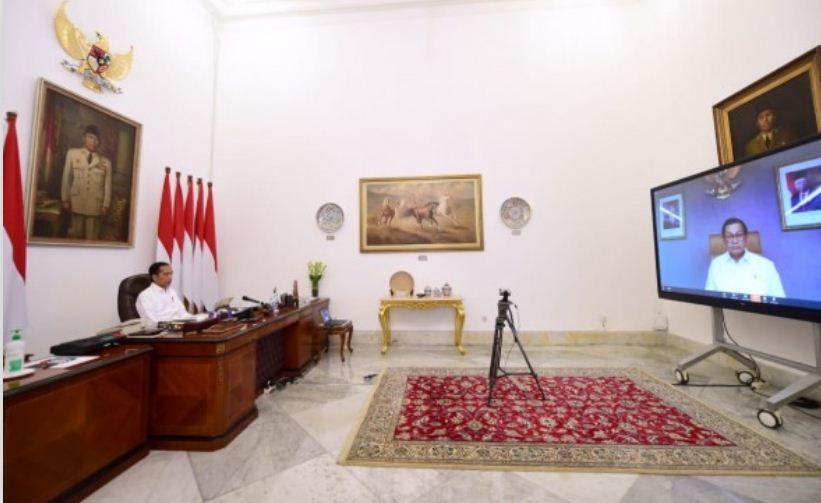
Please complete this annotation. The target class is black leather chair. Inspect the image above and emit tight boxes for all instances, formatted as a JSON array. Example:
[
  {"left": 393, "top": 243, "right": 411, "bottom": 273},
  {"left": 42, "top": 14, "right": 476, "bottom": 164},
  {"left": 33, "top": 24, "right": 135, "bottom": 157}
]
[{"left": 118, "top": 274, "right": 152, "bottom": 321}]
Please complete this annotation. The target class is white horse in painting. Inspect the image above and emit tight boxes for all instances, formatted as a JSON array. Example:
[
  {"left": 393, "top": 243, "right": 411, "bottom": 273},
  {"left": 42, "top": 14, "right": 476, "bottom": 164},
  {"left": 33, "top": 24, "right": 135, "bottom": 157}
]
[{"left": 436, "top": 194, "right": 459, "bottom": 225}]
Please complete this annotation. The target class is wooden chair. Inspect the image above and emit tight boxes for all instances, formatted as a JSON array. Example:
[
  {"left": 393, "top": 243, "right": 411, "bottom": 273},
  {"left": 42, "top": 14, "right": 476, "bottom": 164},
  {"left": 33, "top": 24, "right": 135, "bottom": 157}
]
[{"left": 321, "top": 320, "right": 353, "bottom": 361}]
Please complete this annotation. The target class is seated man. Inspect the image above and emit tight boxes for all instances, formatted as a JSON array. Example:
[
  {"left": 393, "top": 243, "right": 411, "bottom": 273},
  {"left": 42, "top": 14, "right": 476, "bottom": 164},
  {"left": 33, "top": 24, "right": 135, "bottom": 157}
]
[
  {"left": 135, "top": 262, "right": 193, "bottom": 324},
  {"left": 705, "top": 217, "right": 785, "bottom": 298}
]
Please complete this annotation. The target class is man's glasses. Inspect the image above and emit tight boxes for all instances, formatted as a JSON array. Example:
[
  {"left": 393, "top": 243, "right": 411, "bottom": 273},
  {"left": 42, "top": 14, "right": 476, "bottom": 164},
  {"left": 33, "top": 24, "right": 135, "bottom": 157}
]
[{"left": 723, "top": 232, "right": 746, "bottom": 242}]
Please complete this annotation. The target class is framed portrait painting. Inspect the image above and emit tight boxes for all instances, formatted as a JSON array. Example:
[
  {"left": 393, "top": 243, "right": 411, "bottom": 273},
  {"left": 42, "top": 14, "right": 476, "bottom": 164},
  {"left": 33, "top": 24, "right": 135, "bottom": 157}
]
[
  {"left": 657, "top": 193, "right": 686, "bottom": 240},
  {"left": 359, "top": 174, "right": 484, "bottom": 252},
  {"left": 775, "top": 157, "right": 821, "bottom": 230},
  {"left": 713, "top": 46, "right": 821, "bottom": 164},
  {"left": 26, "top": 79, "right": 141, "bottom": 247}
]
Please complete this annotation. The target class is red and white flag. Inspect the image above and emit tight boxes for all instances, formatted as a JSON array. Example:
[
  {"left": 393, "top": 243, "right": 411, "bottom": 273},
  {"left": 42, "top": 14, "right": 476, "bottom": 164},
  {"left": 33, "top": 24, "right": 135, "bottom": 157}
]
[
  {"left": 201, "top": 181, "right": 219, "bottom": 310},
  {"left": 172, "top": 172, "right": 185, "bottom": 297},
  {"left": 4, "top": 112, "right": 28, "bottom": 343},
  {"left": 155, "top": 167, "right": 174, "bottom": 264},
  {"left": 182, "top": 175, "right": 195, "bottom": 311},
  {"left": 193, "top": 178, "right": 205, "bottom": 312}
]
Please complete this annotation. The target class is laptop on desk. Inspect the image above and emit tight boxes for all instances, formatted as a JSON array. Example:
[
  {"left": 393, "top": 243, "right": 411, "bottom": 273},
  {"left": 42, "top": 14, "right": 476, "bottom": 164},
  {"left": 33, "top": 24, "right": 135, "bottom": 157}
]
[{"left": 320, "top": 307, "right": 346, "bottom": 327}]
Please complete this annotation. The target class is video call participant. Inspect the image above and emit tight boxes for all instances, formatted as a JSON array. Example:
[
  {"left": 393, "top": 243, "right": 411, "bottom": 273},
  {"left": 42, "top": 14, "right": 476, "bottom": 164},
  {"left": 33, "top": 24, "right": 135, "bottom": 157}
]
[
  {"left": 135, "top": 262, "right": 193, "bottom": 324},
  {"left": 705, "top": 217, "right": 786, "bottom": 298}
]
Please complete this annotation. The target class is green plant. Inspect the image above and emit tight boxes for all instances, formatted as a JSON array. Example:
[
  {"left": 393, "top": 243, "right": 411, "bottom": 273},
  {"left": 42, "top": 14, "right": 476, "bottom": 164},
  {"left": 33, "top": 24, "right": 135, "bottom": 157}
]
[{"left": 308, "top": 261, "right": 326, "bottom": 283}]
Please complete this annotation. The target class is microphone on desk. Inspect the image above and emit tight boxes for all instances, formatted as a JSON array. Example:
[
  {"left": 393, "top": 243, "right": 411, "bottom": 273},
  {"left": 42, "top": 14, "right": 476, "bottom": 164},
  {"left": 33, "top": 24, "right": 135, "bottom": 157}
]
[{"left": 242, "top": 295, "right": 263, "bottom": 305}]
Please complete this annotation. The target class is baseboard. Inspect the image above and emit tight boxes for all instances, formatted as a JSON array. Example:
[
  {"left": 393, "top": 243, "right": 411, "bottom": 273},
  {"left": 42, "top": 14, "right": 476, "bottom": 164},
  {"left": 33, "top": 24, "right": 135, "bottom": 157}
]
[
  {"left": 331, "top": 329, "right": 821, "bottom": 403},
  {"left": 342, "top": 330, "right": 670, "bottom": 347}
]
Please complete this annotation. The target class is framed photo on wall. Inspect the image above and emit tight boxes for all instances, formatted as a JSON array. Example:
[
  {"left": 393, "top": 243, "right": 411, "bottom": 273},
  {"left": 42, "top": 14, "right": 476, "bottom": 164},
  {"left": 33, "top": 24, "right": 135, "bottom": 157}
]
[
  {"left": 359, "top": 174, "right": 484, "bottom": 252},
  {"left": 26, "top": 79, "right": 142, "bottom": 247},
  {"left": 713, "top": 46, "right": 821, "bottom": 164},
  {"left": 775, "top": 158, "right": 821, "bottom": 230},
  {"left": 657, "top": 193, "right": 686, "bottom": 240}
]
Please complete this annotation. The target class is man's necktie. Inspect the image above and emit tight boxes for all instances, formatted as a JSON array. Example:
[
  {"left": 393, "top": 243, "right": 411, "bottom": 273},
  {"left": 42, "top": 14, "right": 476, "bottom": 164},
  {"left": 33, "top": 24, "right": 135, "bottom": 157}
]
[
  {"left": 765, "top": 136, "right": 771, "bottom": 150},
  {"left": 87, "top": 152, "right": 93, "bottom": 164}
]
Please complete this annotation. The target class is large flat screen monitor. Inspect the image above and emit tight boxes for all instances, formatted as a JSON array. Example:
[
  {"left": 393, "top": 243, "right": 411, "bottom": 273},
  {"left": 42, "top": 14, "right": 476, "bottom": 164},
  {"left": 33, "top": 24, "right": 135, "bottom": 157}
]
[{"left": 651, "top": 135, "right": 821, "bottom": 323}]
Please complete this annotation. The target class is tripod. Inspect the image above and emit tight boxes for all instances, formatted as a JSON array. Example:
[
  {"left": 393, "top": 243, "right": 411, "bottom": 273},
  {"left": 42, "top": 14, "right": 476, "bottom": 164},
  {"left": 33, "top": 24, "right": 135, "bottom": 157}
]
[{"left": 487, "top": 291, "right": 547, "bottom": 406}]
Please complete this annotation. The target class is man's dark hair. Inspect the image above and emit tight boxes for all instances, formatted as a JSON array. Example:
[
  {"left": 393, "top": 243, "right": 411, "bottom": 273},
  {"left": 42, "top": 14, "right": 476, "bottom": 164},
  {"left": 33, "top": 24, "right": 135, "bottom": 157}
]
[
  {"left": 721, "top": 217, "right": 748, "bottom": 237},
  {"left": 149, "top": 262, "right": 170, "bottom": 277},
  {"left": 793, "top": 170, "right": 808, "bottom": 181},
  {"left": 84, "top": 124, "right": 100, "bottom": 137},
  {"left": 754, "top": 101, "right": 774, "bottom": 117}
]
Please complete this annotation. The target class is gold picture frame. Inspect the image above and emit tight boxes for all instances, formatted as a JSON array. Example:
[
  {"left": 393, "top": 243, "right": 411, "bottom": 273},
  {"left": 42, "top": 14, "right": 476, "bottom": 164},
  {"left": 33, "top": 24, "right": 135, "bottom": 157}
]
[
  {"left": 713, "top": 46, "right": 821, "bottom": 164},
  {"left": 26, "top": 79, "right": 142, "bottom": 247},
  {"left": 359, "top": 174, "right": 484, "bottom": 252}
]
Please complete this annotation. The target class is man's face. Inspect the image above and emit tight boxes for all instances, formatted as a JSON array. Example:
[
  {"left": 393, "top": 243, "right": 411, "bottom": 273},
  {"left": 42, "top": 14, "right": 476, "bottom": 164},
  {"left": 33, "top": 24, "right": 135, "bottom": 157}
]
[
  {"left": 723, "top": 222, "right": 747, "bottom": 260},
  {"left": 795, "top": 177, "right": 808, "bottom": 193},
  {"left": 152, "top": 265, "right": 173, "bottom": 288},
  {"left": 83, "top": 132, "right": 99, "bottom": 152},
  {"left": 755, "top": 109, "right": 774, "bottom": 133}
]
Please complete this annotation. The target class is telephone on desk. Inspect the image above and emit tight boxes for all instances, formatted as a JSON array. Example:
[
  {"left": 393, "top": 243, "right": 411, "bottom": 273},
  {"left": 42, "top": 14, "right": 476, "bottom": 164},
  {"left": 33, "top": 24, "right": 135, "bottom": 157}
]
[{"left": 96, "top": 319, "right": 163, "bottom": 337}]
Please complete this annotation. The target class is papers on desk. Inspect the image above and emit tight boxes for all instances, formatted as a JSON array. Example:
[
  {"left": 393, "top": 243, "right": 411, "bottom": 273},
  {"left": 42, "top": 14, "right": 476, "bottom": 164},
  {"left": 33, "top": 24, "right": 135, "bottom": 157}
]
[{"left": 25, "top": 355, "right": 99, "bottom": 370}]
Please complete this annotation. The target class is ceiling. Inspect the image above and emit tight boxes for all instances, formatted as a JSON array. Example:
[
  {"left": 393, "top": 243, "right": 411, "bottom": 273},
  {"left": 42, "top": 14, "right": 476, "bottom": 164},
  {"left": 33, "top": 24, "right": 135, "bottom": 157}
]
[{"left": 201, "top": 0, "right": 495, "bottom": 19}]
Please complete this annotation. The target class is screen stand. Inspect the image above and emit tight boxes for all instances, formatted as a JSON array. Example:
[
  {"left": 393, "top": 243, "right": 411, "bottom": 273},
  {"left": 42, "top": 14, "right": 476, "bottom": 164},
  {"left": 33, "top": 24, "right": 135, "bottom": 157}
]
[{"left": 675, "top": 307, "right": 821, "bottom": 429}]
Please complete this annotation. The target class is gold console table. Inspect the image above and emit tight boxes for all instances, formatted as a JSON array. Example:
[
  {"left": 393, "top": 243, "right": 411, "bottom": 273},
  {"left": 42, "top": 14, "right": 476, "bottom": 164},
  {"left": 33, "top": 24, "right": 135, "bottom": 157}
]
[{"left": 378, "top": 297, "right": 466, "bottom": 355}]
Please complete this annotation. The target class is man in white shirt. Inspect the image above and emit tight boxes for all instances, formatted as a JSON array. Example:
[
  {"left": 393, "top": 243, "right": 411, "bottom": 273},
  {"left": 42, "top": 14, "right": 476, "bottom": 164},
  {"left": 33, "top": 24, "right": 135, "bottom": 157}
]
[
  {"left": 135, "top": 262, "right": 193, "bottom": 324},
  {"left": 705, "top": 218, "right": 786, "bottom": 298}
]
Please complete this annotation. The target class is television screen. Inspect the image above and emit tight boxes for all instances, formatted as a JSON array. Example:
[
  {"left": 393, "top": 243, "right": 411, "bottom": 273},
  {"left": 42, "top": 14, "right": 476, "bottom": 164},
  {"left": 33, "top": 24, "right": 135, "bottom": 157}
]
[{"left": 651, "top": 134, "right": 821, "bottom": 323}]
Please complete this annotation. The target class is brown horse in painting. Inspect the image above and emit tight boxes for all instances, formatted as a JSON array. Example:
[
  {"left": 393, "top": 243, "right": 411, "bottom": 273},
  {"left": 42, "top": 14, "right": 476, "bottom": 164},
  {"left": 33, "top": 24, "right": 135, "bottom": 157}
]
[
  {"left": 378, "top": 198, "right": 396, "bottom": 227},
  {"left": 412, "top": 201, "right": 440, "bottom": 230}
]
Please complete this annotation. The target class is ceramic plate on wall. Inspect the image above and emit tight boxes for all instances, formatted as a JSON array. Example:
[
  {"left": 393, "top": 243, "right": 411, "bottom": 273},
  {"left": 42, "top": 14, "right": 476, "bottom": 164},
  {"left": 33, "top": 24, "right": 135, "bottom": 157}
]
[
  {"left": 500, "top": 197, "right": 531, "bottom": 229},
  {"left": 316, "top": 203, "right": 344, "bottom": 233}
]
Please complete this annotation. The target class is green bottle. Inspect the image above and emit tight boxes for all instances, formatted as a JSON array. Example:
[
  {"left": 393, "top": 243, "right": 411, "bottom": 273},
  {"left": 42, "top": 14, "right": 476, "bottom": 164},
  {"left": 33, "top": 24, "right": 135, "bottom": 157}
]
[{"left": 5, "top": 329, "right": 25, "bottom": 373}]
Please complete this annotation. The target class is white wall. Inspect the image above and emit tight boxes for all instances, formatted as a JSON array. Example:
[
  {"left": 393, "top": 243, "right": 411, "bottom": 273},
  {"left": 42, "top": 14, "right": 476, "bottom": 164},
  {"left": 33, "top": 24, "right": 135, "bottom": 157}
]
[
  {"left": 2, "top": 0, "right": 216, "bottom": 356},
  {"left": 212, "top": 0, "right": 820, "bottom": 363}
]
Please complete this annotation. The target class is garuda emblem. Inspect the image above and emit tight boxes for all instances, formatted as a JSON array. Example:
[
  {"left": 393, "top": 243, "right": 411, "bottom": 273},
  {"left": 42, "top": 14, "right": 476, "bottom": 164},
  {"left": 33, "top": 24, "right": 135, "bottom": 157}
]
[{"left": 54, "top": 1, "right": 134, "bottom": 94}]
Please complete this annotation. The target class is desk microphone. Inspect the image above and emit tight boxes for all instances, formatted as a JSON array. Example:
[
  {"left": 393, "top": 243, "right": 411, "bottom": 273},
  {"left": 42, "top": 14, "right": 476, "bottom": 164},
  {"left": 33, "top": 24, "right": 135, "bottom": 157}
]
[{"left": 242, "top": 295, "right": 263, "bottom": 305}]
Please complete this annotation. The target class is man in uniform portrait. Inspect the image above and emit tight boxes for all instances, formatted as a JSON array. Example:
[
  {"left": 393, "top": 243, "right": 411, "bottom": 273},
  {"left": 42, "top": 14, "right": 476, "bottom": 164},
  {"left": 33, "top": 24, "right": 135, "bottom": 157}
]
[
  {"left": 61, "top": 124, "right": 112, "bottom": 240},
  {"left": 744, "top": 103, "right": 794, "bottom": 158}
]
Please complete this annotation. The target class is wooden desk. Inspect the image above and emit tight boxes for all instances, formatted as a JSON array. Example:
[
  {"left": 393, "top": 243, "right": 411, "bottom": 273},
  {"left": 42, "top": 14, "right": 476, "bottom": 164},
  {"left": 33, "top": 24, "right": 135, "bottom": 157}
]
[
  {"left": 378, "top": 297, "right": 466, "bottom": 355},
  {"left": 125, "top": 299, "right": 327, "bottom": 451},
  {"left": 3, "top": 346, "right": 152, "bottom": 503}
]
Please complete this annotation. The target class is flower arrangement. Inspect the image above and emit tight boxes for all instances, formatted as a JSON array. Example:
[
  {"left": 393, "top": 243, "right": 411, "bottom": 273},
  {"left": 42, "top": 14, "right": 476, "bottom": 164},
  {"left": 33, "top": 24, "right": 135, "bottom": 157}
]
[{"left": 307, "top": 261, "right": 327, "bottom": 297}]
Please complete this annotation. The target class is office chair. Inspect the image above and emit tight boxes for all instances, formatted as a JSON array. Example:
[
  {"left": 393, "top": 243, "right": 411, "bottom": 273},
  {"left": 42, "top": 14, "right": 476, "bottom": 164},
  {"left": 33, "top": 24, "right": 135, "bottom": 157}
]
[{"left": 117, "top": 274, "right": 152, "bottom": 321}]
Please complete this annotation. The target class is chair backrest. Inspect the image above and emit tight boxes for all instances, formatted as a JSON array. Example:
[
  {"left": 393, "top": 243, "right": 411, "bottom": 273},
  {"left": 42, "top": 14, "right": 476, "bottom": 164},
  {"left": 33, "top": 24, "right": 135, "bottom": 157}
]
[
  {"left": 708, "top": 231, "right": 761, "bottom": 257},
  {"left": 118, "top": 274, "right": 152, "bottom": 321}
]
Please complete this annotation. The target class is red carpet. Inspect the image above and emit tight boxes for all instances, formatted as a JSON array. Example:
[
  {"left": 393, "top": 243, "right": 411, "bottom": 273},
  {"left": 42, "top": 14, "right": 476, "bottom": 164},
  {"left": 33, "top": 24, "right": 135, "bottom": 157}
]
[
  {"left": 339, "top": 367, "right": 821, "bottom": 475},
  {"left": 396, "top": 375, "right": 733, "bottom": 446}
]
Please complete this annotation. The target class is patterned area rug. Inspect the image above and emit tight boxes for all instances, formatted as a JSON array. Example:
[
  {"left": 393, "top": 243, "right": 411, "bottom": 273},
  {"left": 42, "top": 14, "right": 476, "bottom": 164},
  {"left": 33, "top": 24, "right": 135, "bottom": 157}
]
[{"left": 339, "top": 367, "right": 821, "bottom": 475}]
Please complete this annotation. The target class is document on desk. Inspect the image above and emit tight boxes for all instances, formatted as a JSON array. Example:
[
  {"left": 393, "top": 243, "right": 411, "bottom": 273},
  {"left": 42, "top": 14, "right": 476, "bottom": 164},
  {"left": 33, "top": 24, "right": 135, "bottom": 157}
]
[{"left": 25, "top": 356, "right": 99, "bottom": 369}]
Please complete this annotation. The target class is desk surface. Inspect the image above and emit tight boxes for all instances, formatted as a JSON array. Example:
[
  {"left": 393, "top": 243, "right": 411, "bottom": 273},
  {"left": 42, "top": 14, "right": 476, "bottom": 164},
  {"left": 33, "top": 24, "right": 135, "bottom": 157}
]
[
  {"left": 3, "top": 345, "right": 152, "bottom": 398},
  {"left": 124, "top": 300, "right": 325, "bottom": 344}
]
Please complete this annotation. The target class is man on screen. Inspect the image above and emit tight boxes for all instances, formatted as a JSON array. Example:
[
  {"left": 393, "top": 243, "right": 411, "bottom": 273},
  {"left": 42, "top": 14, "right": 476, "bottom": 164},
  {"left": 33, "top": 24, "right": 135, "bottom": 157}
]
[{"left": 705, "top": 217, "right": 786, "bottom": 298}]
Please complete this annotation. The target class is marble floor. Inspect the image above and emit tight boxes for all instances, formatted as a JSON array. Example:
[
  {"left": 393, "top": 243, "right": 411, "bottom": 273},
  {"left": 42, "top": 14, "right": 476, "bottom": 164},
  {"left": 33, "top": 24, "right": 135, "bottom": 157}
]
[{"left": 85, "top": 341, "right": 821, "bottom": 502}]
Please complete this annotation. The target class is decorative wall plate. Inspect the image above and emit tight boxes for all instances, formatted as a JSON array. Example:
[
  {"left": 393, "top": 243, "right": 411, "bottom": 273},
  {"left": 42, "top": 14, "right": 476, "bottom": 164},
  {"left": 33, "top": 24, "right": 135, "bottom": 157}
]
[
  {"left": 500, "top": 197, "right": 531, "bottom": 229},
  {"left": 389, "top": 271, "right": 414, "bottom": 296},
  {"left": 316, "top": 203, "right": 344, "bottom": 233}
]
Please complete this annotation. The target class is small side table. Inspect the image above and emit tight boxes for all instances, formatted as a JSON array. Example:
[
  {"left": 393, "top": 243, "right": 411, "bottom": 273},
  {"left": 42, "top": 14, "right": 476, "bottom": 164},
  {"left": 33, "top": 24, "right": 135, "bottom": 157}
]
[
  {"left": 378, "top": 297, "right": 466, "bottom": 355},
  {"left": 322, "top": 321, "right": 354, "bottom": 361}
]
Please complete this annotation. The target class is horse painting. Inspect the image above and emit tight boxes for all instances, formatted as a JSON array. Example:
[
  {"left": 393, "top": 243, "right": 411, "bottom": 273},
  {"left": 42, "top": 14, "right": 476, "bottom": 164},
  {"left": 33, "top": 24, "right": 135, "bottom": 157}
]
[
  {"left": 378, "top": 198, "right": 396, "bottom": 227},
  {"left": 436, "top": 194, "right": 459, "bottom": 225},
  {"left": 411, "top": 201, "right": 440, "bottom": 229}
]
